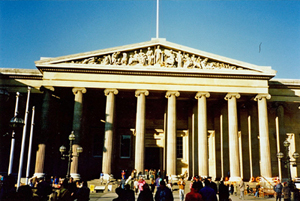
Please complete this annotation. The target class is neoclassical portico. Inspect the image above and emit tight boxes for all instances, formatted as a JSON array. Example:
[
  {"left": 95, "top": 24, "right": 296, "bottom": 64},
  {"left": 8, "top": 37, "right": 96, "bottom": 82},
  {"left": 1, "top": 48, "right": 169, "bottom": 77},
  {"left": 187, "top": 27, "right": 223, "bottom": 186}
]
[{"left": 12, "top": 37, "right": 298, "bottom": 181}]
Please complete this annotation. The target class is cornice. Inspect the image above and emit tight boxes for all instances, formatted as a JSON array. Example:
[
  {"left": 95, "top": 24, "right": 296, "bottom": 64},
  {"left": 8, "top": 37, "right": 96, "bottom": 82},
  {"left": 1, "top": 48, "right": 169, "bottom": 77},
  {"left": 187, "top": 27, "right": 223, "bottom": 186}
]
[{"left": 37, "top": 66, "right": 274, "bottom": 80}]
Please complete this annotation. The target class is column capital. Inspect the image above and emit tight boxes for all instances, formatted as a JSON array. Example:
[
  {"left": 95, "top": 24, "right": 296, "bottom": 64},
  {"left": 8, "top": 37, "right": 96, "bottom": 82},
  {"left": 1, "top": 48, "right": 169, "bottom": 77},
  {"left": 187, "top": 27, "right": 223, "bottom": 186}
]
[
  {"left": 135, "top": 90, "right": 149, "bottom": 97},
  {"left": 104, "top": 88, "right": 118, "bottom": 96},
  {"left": 254, "top": 94, "right": 271, "bottom": 101},
  {"left": 40, "top": 86, "right": 55, "bottom": 92},
  {"left": 165, "top": 91, "right": 180, "bottom": 98},
  {"left": 224, "top": 93, "right": 240, "bottom": 101},
  {"left": 195, "top": 92, "right": 210, "bottom": 99},
  {"left": 72, "top": 87, "right": 87, "bottom": 95}
]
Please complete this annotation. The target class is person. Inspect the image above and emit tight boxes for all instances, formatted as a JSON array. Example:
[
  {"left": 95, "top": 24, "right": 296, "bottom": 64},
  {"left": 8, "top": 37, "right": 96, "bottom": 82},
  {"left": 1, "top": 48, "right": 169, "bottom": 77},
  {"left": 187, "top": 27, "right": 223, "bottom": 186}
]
[
  {"left": 57, "top": 179, "right": 72, "bottom": 201},
  {"left": 150, "top": 180, "right": 156, "bottom": 194},
  {"left": 134, "top": 178, "right": 139, "bottom": 195},
  {"left": 199, "top": 179, "right": 217, "bottom": 201},
  {"left": 0, "top": 175, "right": 16, "bottom": 200},
  {"left": 36, "top": 176, "right": 53, "bottom": 201},
  {"left": 155, "top": 175, "right": 162, "bottom": 190},
  {"left": 99, "top": 172, "right": 104, "bottom": 185},
  {"left": 113, "top": 186, "right": 125, "bottom": 201},
  {"left": 138, "top": 183, "right": 154, "bottom": 201},
  {"left": 229, "top": 183, "right": 234, "bottom": 195},
  {"left": 123, "top": 184, "right": 135, "bottom": 201},
  {"left": 155, "top": 180, "right": 174, "bottom": 201},
  {"left": 207, "top": 177, "right": 217, "bottom": 194},
  {"left": 282, "top": 182, "right": 290, "bottom": 201},
  {"left": 137, "top": 176, "right": 146, "bottom": 192},
  {"left": 193, "top": 176, "right": 203, "bottom": 191},
  {"left": 185, "top": 182, "right": 203, "bottom": 201},
  {"left": 239, "top": 178, "right": 245, "bottom": 200},
  {"left": 218, "top": 181, "right": 229, "bottom": 201},
  {"left": 74, "top": 180, "right": 90, "bottom": 201},
  {"left": 254, "top": 184, "right": 260, "bottom": 198},
  {"left": 68, "top": 177, "right": 77, "bottom": 199},
  {"left": 246, "top": 185, "right": 250, "bottom": 195},
  {"left": 177, "top": 177, "right": 185, "bottom": 201},
  {"left": 274, "top": 180, "right": 283, "bottom": 201}
]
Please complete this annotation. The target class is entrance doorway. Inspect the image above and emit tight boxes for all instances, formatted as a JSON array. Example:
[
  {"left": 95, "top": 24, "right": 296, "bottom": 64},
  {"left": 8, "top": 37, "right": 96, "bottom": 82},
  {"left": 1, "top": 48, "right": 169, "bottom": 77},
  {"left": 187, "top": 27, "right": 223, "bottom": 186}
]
[{"left": 145, "top": 147, "right": 163, "bottom": 170}]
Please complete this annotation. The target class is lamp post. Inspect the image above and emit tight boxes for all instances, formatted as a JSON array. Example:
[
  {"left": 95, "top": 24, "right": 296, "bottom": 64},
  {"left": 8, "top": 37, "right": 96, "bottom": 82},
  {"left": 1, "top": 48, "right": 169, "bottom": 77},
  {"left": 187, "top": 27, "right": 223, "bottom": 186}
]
[
  {"left": 8, "top": 92, "right": 24, "bottom": 175},
  {"left": 277, "top": 140, "right": 299, "bottom": 182},
  {"left": 59, "top": 131, "right": 83, "bottom": 179}
]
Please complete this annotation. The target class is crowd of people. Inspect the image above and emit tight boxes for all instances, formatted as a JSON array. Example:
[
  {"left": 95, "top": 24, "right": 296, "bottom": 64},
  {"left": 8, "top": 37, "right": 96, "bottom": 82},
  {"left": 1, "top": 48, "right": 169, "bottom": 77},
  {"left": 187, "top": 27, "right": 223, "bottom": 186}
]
[
  {"left": 0, "top": 174, "right": 90, "bottom": 201},
  {"left": 110, "top": 168, "right": 240, "bottom": 201}
]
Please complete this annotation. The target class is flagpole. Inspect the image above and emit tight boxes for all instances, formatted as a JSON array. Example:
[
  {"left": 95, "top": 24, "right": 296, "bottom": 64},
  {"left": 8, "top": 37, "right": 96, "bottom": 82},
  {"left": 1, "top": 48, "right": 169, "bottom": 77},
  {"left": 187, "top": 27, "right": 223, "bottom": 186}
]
[
  {"left": 156, "top": 0, "right": 159, "bottom": 38},
  {"left": 17, "top": 86, "right": 31, "bottom": 189},
  {"left": 25, "top": 106, "right": 35, "bottom": 185}
]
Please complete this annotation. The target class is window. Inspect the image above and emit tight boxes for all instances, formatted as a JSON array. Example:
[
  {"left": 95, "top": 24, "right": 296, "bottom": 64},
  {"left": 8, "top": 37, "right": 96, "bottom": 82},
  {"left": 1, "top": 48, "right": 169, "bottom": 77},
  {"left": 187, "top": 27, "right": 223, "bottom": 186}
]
[
  {"left": 177, "top": 137, "right": 183, "bottom": 159},
  {"left": 120, "top": 135, "right": 131, "bottom": 158}
]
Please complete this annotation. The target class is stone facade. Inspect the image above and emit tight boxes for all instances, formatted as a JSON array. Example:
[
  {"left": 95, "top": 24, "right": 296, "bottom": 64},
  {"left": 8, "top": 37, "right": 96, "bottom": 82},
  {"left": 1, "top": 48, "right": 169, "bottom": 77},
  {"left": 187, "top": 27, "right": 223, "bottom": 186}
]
[{"left": 0, "top": 38, "right": 299, "bottom": 181}]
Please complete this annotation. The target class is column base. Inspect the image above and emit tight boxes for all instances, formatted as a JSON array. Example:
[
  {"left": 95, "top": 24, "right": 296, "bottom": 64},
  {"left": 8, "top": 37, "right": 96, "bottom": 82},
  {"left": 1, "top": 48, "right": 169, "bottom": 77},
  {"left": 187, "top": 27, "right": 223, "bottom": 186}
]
[
  {"left": 70, "top": 173, "right": 81, "bottom": 181},
  {"left": 229, "top": 176, "right": 241, "bottom": 182},
  {"left": 33, "top": 173, "right": 45, "bottom": 179}
]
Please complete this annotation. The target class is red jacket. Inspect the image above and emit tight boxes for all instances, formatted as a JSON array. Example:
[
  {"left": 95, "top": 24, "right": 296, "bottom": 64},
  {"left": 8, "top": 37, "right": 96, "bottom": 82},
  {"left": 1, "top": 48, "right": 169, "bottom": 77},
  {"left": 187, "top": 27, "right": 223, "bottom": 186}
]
[{"left": 185, "top": 188, "right": 203, "bottom": 201}]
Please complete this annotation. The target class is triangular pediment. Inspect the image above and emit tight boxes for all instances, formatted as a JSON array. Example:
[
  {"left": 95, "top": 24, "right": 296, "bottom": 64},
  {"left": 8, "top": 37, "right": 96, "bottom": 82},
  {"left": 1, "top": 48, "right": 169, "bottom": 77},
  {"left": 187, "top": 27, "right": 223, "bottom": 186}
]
[{"left": 35, "top": 38, "right": 276, "bottom": 78}]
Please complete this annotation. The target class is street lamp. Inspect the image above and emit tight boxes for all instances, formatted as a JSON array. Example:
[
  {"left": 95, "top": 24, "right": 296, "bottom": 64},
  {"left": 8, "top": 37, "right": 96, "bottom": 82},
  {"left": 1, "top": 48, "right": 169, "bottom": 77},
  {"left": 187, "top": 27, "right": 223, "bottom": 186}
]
[
  {"left": 59, "top": 131, "right": 83, "bottom": 179},
  {"left": 277, "top": 140, "right": 299, "bottom": 182},
  {"left": 8, "top": 92, "right": 24, "bottom": 175}
]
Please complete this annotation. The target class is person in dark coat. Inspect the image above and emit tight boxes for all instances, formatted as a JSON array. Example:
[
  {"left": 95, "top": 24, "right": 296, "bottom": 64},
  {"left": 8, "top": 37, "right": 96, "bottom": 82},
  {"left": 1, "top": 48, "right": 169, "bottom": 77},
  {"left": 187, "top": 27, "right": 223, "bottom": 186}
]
[
  {"left": 123, "top": 184, "right": 135, "bottom": 201},
  {"left": 74, "top": 180, "right": 90, "bottom": 201},
  {"left": 193, "top": 176, "right": 203, "bottom": 191},
  {"left": 155, "top": 181, "right": 173, "bottom": 201},
  {"left": 199, "top": 179, "right": 217, "bottom": 201},
  {"left": 207, "top": 177, "right": 217, "bottom": 194},
  {"left": 138, "top": 183, "right": 154, "bottom": 201},
  {"left": 218, "top": 181, "right": 229, "bottom": 201}
]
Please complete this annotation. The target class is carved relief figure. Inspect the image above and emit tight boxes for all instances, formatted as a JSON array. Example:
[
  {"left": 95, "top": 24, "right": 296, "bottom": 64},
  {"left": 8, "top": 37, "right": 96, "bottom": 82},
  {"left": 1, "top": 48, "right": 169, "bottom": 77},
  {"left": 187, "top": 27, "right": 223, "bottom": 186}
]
[
  {"left": 138, "top": 49, "right": 146, "bottom": 66},
  {"left": 164, "top": 49, "right": 175, "bottom": 67},
  {"left": 155, "top": 45, "right": 162, "bottom": 65},
  {"left": 175, "top": 51, "right": 183, "bottom": 68},
  {"left": 102, "top": 55, "right": 111, "bottom": 65},
  {"left": 121, "top": 53, "right": 127, "bottom": 65},
  {"left": 146, "top": 47, "right": 154, "bottom": 65},
  {"left": 183, "top": 54, "right": 193, "bottom": 68},
  {"left": 111, "top": 52, "right": 120, "bottom": 65},
  {"left": 200, "top": 58, "right": 208, "bottom": 69},
  {"left": 194, "top": 56, "right": 202, "bottom": 68},
  {"left": 82, "top": 57, "right": 96, "bottom": 64}
]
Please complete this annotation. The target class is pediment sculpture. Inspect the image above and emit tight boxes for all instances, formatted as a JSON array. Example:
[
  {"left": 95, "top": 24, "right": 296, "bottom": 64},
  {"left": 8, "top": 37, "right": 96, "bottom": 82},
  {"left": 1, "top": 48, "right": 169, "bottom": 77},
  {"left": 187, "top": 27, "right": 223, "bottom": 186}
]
[{"left": 64, "top": 45, "right": 241, "bottom": 70}]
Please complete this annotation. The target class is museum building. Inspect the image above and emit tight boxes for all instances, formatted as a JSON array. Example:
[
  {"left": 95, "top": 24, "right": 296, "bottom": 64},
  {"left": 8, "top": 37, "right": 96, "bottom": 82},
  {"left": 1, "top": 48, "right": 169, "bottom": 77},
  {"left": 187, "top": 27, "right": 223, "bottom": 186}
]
[{"left": 0, "top": 38, "right": 299, "bottom": 181}]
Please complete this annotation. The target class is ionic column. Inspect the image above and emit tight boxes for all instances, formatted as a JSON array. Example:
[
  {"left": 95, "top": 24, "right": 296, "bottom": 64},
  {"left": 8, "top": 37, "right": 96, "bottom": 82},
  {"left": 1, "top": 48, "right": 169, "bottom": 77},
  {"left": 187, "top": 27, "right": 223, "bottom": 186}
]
[
  {"left": 102, "top": 88, "right": 118, "bottom": 179},
  {"left": 225, "top": 93, "right": 240, "bottom": 181},
  {"left": 254, "top": 94, "right": 272, "bottom": 178},
  {"left": 34, "top": 86, "right": 54, "bottom": 178},
  {"left": 70, "top": 87, "right": 86, "bottom": 180},
  {"left": 195, "top": 92, "right": 210, "bottom": 177},
  {"left": 134, "top": 90, "right": 149, "bottom": 174},
  {"left": 165, "top": 91, "right": 180, "bottom": 176}
]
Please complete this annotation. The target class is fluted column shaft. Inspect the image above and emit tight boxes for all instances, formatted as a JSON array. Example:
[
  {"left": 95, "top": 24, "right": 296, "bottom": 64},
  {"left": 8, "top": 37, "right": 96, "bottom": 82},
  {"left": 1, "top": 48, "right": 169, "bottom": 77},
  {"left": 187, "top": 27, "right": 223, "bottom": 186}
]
[
  {"left": 70, "top": 87, "right": 86, "bottom": 180},
  {"left": 195, "top": 92, "right": 210, "bottom": 177},
  {"left": 165, "top": 91, "right": 180, "bottom": 176},
  {"left": 102, "top": 89, "right": 118, "bottom": 176},
  {"left": 225, "top": 93, "right": 240, "bottom": 180},
  {"left": 135, "top": 90, "right": 149, "bottom": 174},
  {"left": 255, "top": 94, "right": 272, "bottom": 178}
]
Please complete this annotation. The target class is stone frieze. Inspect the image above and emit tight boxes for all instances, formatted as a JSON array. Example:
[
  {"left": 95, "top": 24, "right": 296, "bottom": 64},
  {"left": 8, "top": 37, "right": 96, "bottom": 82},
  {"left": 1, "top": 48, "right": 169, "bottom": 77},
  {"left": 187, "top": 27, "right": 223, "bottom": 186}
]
[{"left": 62, "top": 45, "right": 243, "bottom": 70}]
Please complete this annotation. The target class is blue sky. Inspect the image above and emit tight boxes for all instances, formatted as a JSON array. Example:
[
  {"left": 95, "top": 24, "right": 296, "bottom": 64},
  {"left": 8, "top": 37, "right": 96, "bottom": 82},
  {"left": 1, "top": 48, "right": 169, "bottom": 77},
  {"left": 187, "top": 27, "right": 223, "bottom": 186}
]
[{"left": 0, "top": 0, "right": 299, "bottom": 79}]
